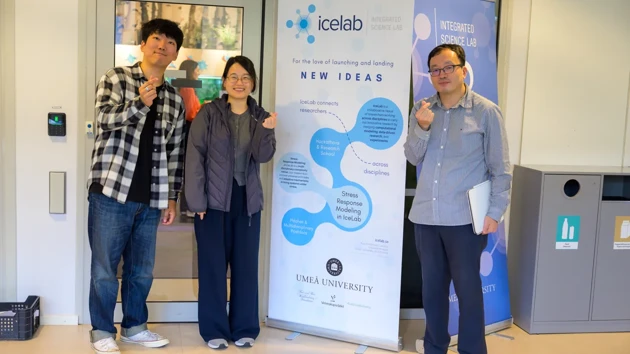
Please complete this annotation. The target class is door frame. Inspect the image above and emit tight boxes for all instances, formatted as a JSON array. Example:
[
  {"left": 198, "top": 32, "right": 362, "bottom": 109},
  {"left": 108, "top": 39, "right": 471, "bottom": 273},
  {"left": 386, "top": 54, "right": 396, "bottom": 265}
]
[
  {"left": 0, "top": 0, "right": 18, "bottom": 303},
  {"left": 80, "top": 0, "right": 270, "bottom": 324}
]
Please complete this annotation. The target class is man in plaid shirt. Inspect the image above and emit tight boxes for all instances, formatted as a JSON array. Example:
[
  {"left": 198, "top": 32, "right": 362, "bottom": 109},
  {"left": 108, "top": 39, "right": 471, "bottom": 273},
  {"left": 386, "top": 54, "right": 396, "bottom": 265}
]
[{"left": 86, "top": 19, "right": 185, "bottom": 354}]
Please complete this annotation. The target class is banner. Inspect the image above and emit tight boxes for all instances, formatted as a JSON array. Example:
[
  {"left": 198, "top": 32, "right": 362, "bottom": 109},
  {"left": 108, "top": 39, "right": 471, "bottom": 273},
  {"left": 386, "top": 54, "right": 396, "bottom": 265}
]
[
  {"left": 411, "top": 0, "right": 512, "bottom": 340},
  {"left": 268, "top": 0, "right": 413, "bottom": 351}
]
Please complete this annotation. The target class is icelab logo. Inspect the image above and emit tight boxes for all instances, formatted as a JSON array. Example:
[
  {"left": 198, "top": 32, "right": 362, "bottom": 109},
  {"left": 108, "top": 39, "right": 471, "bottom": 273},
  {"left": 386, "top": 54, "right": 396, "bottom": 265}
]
[
  {"left": 286, "top": 4, "right": 317, "bottom": 44},
  {"left": 286, "top": 4, "right": 364, "bottom": 44}
]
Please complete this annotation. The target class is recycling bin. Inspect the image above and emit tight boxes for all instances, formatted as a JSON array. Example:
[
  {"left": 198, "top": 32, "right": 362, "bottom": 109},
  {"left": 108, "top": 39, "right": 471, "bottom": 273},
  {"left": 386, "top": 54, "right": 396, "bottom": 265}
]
[
  {"left": 508, "top": 165, "right": 630, "bottom": 334},
  {"left": 591, "top": 176, "right": 630, "bottom": 321}
]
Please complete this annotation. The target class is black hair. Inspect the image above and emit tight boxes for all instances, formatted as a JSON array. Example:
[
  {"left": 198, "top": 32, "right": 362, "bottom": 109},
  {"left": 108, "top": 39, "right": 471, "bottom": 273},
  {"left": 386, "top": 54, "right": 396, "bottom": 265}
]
[
  {"left": 221, "top": 56, "right": 258, "bottom": 92},
  {"left": 141, "top": 19, "right": 184, "bottom": 51},
  {"left": 179, "top": 59, "right": 198, "bottom": 80},
  {"left": 427, "top": 44, "right": 466, "bottom": 67}
]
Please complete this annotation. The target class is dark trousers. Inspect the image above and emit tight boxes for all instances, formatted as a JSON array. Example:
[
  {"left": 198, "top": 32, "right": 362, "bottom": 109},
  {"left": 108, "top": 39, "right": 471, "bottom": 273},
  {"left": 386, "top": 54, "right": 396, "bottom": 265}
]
[
  {"left": 414, "top": 224, "right": 488, "bottom": 354},
  {"left": 194, "top": 180, "right": 261, "bottom": 342}
]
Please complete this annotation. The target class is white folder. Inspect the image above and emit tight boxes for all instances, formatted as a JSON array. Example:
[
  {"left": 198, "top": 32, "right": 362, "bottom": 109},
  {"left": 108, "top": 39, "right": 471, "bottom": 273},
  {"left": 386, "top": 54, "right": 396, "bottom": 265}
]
[{"left": 467, "top": 180, "right": 493, "bottom": 235}]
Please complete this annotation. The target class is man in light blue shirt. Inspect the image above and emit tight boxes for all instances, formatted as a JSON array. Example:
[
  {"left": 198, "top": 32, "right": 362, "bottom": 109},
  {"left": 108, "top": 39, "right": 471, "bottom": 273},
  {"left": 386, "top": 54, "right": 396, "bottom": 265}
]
[{"left": 404, "top": 44, "right": 511, "bottom": 354}]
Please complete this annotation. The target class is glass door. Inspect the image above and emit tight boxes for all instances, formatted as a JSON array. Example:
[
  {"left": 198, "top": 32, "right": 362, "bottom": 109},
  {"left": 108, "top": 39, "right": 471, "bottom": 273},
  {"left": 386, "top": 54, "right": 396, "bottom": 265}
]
[{"left": 87, "top": 0, "right": 263, "bottom": 322}]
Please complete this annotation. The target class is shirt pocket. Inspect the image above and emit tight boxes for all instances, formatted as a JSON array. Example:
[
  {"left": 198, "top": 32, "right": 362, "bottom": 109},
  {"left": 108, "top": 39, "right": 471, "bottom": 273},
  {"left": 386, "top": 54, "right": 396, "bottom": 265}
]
[{"left": 446, "top": 115, "right": 484, "bottom": 158}]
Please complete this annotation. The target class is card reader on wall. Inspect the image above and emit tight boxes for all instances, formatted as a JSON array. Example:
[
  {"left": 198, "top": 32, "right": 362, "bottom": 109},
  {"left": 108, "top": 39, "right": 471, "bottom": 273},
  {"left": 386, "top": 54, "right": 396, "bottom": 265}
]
[{"left": 48, "top": 112, "right": 66, "bottom": 137}]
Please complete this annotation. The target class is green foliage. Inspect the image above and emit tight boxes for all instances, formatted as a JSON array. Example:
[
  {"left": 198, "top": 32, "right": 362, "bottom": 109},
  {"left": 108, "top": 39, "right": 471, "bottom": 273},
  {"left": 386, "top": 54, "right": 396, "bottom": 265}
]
[
  {"left": 212, "top": 25, "right": 238, "bottom": 50},
  {"left": 196, "top": 77, "right": 223, "bottom": 102}
]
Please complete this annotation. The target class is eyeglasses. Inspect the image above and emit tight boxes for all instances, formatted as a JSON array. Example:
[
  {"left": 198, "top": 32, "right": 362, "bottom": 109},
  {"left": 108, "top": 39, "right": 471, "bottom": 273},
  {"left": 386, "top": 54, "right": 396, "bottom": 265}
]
[
  {"left": 226, "top": 74, "right": 252, "bottom": 84},
  {"left": 429, "top": 64, "right": 464, "bottom": 77}
]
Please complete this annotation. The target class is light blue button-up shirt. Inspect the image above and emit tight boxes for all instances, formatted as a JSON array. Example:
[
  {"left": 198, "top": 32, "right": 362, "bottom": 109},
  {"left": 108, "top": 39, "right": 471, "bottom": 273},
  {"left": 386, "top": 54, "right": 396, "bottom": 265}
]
[{"left": 404, "top": 86, "right": 511, "bottom": 226}]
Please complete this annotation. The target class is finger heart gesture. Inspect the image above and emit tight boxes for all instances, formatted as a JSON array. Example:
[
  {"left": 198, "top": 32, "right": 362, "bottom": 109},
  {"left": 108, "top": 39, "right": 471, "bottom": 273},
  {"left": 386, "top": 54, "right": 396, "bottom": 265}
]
[
  {"left": 139, "top": 76, "right": 159, "bottom": 107},
  {"left": 415, "top": 100, "right": 434, "bottom": 131},
  {"left": 263, "top": 112, "right": 277, "bottom": 129}
]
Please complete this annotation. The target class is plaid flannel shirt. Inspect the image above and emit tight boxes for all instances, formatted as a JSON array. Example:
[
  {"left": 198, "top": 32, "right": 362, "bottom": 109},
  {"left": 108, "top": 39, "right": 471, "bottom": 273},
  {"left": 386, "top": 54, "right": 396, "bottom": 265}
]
[{"left": 87, "top": 62, "right": 186, "bottom": 209}]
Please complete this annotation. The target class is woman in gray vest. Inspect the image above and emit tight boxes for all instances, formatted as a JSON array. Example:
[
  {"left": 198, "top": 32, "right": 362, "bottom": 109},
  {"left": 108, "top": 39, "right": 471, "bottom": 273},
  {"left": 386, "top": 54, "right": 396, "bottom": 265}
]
[{"left": 184, "top": 55, "right": 277, "bottom": 350}]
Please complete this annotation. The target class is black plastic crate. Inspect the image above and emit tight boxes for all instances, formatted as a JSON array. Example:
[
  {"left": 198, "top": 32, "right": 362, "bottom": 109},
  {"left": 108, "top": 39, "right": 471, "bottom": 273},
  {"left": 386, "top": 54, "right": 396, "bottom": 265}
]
[{"left": 0, "top": 296, "right": 40, "bottom": 341}]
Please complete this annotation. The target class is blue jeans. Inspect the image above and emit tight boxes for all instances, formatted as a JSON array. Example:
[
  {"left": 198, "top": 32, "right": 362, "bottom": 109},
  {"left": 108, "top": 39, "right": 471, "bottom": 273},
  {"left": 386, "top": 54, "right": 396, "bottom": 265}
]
[
  {"left": 87, "top": 192, "right": 161, "bottom": 343},
  {"left": 415, "top": 224, "right": 488, "bottom": 354}
]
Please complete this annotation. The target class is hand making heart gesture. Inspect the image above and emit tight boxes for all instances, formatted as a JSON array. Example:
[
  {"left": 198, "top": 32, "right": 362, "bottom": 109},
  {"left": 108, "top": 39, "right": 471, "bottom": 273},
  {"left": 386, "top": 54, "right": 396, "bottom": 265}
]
[
  {"left": 263, "top": 112, "right": 277, "bottom": 129},
  {"left": 415, "top": 100, "right": 434, "bottom": 131}
]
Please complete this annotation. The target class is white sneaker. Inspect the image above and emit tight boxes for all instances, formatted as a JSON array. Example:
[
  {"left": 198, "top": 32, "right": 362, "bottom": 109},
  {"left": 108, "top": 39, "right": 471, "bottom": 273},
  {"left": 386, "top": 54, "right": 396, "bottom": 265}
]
[
  {"left": 416, "top": 339, "right": 425, "bottom": 353},
  {"left": 91, "top": 337, "right": 120, "bottom": 354},
  {"left": 207, "top": 339, "right": 228, "bottom": 350},
  {"left": 235, "top": 337, "right": 255, "bottom": 348},
  {"left": 121, "top": 330, "right": 170, "bottom": 348}
]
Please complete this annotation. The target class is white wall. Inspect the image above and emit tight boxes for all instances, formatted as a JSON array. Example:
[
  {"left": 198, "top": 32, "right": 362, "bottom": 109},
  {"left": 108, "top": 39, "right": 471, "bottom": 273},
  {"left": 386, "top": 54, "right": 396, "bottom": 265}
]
[
  {"left": 497, "top": 0, "right": 531, "bottom": 166},
  {"left": 14, "top": 0, "right": 81, "bottom": 324},
  {"left": 505, "top": 0, "right": 630, "bottom": 167}
]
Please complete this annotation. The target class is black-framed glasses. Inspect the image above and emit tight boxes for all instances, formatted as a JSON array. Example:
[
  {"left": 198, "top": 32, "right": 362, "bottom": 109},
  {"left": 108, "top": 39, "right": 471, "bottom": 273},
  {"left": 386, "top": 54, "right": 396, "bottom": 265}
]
[{"left": 429, "top": 64, "right": 464, "bottom": 77}]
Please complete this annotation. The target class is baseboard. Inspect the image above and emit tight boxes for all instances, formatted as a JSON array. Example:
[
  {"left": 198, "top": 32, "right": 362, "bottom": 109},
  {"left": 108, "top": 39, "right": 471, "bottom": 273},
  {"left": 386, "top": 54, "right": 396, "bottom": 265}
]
[{"left": 41, "top": 315, "right": 79, "bottom": 325}]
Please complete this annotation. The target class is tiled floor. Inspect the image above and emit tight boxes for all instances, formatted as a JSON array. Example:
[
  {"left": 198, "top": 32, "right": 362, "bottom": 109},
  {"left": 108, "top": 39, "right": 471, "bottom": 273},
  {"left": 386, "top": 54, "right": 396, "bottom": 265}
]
[{"left": 1, "top": 321, "right": 629, "bottom": 354}]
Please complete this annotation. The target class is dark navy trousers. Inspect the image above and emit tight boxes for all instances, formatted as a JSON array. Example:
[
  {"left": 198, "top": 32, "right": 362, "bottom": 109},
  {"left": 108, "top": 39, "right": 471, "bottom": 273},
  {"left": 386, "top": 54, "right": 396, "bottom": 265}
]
[
  {"left": 414, "top": 224, "right": 488, "bottom": 354},
  {"left": 194, "top": 180, "right": 261, "bottom": 342}
]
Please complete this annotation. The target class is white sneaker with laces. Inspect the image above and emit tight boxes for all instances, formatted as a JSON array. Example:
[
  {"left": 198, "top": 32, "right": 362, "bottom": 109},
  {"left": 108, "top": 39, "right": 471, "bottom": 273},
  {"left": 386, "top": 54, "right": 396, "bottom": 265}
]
[
  {"left": 91, "top": 337, "right": 120, "bottom": 354},
  {"left": 121, "top": 330, "right": 170, "bottom": 348}
]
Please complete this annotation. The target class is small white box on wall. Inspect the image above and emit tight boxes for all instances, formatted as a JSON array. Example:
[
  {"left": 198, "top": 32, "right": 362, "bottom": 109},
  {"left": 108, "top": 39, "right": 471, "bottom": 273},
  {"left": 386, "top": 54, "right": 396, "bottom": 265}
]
[{"left": 49, "top": 171, "right": 66, "bottom": 214}]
